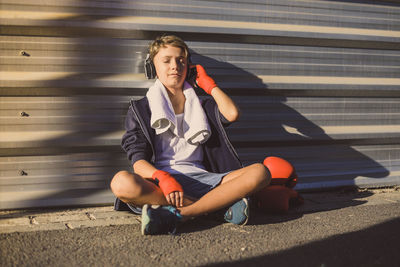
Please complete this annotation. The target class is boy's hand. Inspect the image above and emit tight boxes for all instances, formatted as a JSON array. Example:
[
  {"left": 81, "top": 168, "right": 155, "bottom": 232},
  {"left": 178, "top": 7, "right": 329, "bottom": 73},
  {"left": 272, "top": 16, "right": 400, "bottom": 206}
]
[
  {"left": 166, "top": 191, "right": 184, "bottom": 208},
  {"left": 195, "top": 64, "right": 217, "bottom": 95},
  {"left": 152, "top": 170, "right": 184, "bottom": 207}
]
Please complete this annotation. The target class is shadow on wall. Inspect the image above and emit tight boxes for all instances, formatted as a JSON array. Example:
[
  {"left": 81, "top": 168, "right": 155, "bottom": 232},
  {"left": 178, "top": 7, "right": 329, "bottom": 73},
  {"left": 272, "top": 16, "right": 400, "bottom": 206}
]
[
  {"left": 29, "top": 46, "right": 390, "bottom": 210},
  {"left": 8, "top": 37, "right": 141, "bottom": 209},
  {"left": 190, "top": 51, "right": 389, "bottom": 189},
  {"left": 14, "top": 31, "right": 389, "bottom": 210}
]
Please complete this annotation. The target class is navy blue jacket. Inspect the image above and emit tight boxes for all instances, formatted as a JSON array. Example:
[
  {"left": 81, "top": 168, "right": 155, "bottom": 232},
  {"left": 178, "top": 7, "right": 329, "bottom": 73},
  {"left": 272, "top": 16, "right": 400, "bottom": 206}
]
[{"left": 114, "top": 96, "right": 243, "bottom": 211}]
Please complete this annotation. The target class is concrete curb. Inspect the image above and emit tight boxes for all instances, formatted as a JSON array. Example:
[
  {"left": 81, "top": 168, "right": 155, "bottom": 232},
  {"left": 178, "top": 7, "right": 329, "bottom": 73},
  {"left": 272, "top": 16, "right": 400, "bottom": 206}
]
[
  {"left": 0, "top": 206, "right": 139, "bottom": 234},
  {"left": 1, "top": 188, "right": 399, "bottom": 234}
]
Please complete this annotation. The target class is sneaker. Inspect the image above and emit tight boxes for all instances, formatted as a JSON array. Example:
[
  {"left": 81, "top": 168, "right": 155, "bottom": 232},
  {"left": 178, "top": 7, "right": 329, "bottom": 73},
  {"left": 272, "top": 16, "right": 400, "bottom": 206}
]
[
  {"left": 141, "top": 204, "right": 183, "bottom": 235},
  {"left": 224, "top": 198, "right": 249, "bottom": 225}
]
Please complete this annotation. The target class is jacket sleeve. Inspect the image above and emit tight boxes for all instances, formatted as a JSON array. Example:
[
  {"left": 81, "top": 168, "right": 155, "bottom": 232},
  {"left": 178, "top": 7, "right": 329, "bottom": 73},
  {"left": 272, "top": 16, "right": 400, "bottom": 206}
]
[
  {"left": 201, "top": 97, "right": 243, "bottom": 173},
  {"left": 219, "top": 109, "right": 234, "bottom": 128},
  {"left": 121, "top": 107, "right": 153, "bottom": 166}
]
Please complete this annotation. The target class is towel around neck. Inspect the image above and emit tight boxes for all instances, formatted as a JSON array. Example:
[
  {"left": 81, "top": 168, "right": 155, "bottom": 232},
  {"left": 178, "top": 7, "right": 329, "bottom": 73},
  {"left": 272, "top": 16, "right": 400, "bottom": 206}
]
[{"left": 146, "top": 79, "right": 211, "bottom": 145}]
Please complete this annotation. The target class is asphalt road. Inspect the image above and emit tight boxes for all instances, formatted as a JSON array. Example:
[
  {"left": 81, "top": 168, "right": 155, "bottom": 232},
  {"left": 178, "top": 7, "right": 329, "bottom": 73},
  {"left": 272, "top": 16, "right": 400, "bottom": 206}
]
[{"left": 1, "top": 189, "right": 400, "bottom": 267}]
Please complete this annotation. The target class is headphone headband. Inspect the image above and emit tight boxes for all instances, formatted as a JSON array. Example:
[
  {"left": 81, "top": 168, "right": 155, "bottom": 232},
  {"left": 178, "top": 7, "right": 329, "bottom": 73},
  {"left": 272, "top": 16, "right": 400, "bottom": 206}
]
[{"left": 143, "top": 52, "right": 193, "bottom": 80}]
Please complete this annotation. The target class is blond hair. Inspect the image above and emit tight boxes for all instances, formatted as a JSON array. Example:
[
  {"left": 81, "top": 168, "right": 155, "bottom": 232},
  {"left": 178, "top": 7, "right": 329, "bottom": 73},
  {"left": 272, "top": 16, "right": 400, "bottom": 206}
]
[{"left": 148, "top": 35, "right": 189, "bottom": 61}]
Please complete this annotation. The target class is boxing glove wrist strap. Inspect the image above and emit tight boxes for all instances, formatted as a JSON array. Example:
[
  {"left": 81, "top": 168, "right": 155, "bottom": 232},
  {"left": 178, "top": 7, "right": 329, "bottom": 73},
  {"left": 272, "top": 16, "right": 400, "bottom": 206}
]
[{"left": 152, "top": 170, "right": 183, "bottom": 197}]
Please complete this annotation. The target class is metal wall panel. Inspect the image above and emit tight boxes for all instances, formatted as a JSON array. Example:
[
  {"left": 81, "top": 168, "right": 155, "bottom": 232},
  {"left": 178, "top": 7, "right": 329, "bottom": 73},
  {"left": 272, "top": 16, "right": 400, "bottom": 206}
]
[{"left": 1, "top": 0, "right": 399, "bottom": 209}]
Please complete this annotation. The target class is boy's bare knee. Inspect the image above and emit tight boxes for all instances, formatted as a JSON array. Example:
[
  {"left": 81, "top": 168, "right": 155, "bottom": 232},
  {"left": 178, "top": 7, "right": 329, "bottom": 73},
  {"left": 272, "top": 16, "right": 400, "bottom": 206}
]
[
  {"left": 110, "top": 170, "right": 127, "bottom": 192},
  {"left": 250, "top": 163, "right": 271, "bottom": 187},
  {"left": 110, "top": 170, "right": 142, "bottom": 200}
]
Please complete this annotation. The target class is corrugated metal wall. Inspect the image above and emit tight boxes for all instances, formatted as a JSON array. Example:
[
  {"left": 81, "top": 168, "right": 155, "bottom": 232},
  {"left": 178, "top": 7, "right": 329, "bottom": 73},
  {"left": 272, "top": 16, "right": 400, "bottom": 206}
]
[{"left": 1, "top": 0, "right": 399, "bottom": 209}]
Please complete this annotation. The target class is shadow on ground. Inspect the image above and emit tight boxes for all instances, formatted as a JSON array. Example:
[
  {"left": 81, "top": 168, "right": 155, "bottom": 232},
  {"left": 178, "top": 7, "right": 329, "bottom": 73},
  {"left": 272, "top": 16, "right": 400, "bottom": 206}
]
[
  {"left": 208, "top": 217, "right": 400, "bottom": 267},
  {"left": 178, "top": 188, "right": 374, "bottom": 234}
]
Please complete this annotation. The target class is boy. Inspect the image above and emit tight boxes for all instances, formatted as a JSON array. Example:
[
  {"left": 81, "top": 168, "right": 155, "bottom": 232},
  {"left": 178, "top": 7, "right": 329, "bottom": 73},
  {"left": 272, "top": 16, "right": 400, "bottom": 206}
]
[{"left": 111, "top": 35, "right": 270, "bottom": 235}]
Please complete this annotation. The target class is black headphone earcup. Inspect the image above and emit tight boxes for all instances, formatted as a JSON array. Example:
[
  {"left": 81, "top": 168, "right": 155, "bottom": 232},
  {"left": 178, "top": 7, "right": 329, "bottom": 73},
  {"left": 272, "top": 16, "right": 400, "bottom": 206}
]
[
  {"left": 144, "top": 54, "right": 156, "bottom": 79},
  {"left": 186, "top": 52, "right": 196, "bottom": 81}
]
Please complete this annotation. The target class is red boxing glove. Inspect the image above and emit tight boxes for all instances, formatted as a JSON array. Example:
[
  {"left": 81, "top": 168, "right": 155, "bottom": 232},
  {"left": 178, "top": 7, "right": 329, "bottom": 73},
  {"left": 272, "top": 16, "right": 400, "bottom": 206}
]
[
  {"left": 152, "top": 170, "right": 183, "bottom": 197},
  {"left": 263, "top": 156, "right": 298, "bottom": 188},
  {"left": 195, "top": 64, "right": 217, "bottom": 95},
  {"left": 254, "top": 185, "right": 303, "bottom": 214}
]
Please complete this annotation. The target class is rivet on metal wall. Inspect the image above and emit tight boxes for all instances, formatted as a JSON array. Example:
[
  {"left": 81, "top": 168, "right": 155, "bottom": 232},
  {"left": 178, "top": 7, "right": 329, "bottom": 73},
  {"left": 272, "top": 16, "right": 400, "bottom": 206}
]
[{"left": 20, "top": 51, "right": 30, "bottom": 57}]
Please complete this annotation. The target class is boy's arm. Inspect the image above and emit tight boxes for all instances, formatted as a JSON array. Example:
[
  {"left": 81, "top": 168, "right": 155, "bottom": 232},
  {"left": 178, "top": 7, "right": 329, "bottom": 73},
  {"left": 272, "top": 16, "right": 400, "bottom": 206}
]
[
  {"left": 210, "top": 86, "right": 240, "bottom": 123},
  {"left": 122, "top": 108, "right": 183, "bottom": 207},
  {"left": 134, "top": 159, "right": 184, "bottom": 207},
  {"left": 194, "top": 65, "right": 240, "bottom": 123},
  {"left": 133, "top": 159, "right": 157, "bottom": 178}
]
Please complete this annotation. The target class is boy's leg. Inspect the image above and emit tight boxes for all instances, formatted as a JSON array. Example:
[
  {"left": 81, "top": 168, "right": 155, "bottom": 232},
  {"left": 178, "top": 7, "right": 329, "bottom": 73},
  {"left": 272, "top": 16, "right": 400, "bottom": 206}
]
[
  {"left": 110, "top": 170, "right": 194, "bottom": 207},
  {"left": 178, "top": 163, "right": 270, "bottom": 218}
]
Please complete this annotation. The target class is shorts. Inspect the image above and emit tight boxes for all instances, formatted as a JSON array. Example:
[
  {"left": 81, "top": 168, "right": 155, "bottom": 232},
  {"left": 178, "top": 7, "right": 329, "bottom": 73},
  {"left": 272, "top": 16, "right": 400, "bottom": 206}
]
[
  {"left": 125, "top": 170, "right": 231, "bottom": 215},
  {"left": 173, "top": 170, "right": 231, "bottom": 199}
]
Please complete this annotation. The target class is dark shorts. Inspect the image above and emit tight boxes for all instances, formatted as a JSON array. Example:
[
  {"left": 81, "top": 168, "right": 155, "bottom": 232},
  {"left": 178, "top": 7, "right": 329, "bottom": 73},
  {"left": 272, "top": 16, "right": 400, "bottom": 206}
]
[
  {"left": 172, "top": 170, "right": 231, "bottom": 199},
  {"left": 126, "top": 170, "right": 231, "bottom": 215}
]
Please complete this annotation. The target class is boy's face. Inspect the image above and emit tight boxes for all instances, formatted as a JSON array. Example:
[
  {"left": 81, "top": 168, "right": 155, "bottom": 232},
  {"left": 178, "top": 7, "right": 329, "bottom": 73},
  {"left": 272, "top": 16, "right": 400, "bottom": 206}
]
[{"left": 153, "top": 45, "right": 188, "bottom": 91}]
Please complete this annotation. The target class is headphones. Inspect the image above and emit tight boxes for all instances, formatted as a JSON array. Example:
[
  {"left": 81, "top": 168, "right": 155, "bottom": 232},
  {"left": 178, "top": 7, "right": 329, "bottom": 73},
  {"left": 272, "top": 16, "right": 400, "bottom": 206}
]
[
  {"left": 144, "top": 54, "right": 157, "bottom": 80},
  {"left": 144, "top": 53, "right": 196, "bottom": 82}
]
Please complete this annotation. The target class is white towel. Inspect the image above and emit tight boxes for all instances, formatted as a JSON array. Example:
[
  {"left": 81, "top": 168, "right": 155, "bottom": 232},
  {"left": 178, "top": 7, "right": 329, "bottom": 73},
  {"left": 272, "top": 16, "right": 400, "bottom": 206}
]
[{"left": 147, "top": 79, "right": 211, "bottom": 145}]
